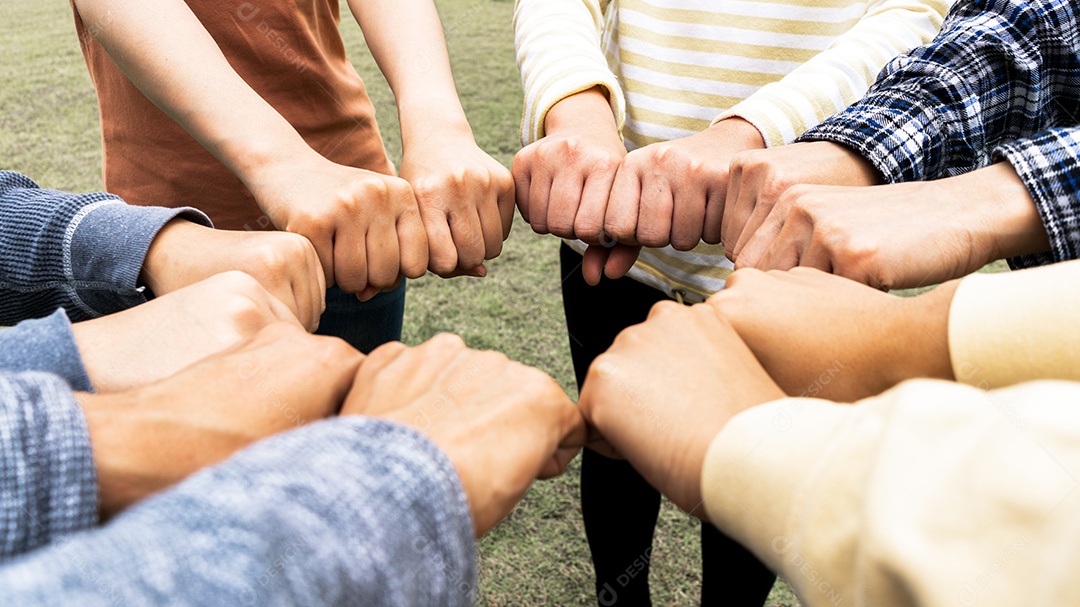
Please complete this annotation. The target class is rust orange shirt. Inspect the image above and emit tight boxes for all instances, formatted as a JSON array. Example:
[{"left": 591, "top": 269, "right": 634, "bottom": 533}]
[{"left": 73, "top": 0, "right": 395, "bottom": 230}]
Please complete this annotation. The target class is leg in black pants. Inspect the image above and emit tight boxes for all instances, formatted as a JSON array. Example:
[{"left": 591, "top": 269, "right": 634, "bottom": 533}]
[{"left": 561, "top": 244, "right": 775, "bottom": 607}]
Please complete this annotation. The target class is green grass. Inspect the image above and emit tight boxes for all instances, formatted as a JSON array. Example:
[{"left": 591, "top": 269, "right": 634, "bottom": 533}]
[{"left": 0, "top": 1, "right": 806, "bottom": 604}]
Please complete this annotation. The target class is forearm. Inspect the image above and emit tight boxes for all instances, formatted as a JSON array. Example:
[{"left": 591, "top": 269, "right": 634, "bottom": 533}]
[
  {"left": 0, "top": 372, "right": 98, "bottom": 562},
  {"left": 721, "top": 0, "right": 953, "bottom": 147},
  {"left": 799, "top": 0, "right": 1071, "bottom": 182},
  {"left": 71, "top": 0, "right": 321, "bottom": 190},
  {"left": 514, "top": 0, "right": 623, "bottom": 143},
  {"left": 346, "top": 0, "right": 472, "bottom": 146},
  {"left": 702, "top": 379, "right": 1080, "bottom": 607},
  {"left": 0, "top": 418, "right": 475, "bottom": 606},
  {"left": 0, "top": 171, "right": 210, "bottom": 322}
]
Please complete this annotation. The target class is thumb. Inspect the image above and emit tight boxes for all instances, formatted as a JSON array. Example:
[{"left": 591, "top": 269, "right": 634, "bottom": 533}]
[{"left": 603, "top": 244, "right": 642, "bottom": 280}]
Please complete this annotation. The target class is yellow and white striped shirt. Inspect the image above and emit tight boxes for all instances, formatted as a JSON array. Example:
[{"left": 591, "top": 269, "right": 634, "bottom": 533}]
[{"left": 515, "top": 0, "right": 953, "bottom": 301}]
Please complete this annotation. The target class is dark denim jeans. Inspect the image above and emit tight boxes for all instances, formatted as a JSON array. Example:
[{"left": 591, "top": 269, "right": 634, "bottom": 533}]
[{"left": 314, "top": 281, "right": 405, "bottom": 354}]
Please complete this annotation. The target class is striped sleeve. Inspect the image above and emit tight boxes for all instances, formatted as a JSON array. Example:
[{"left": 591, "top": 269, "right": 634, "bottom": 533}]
[
  {"left": 514, "top": 0, "right": 626, "bottom": 144},
  {"left": 719, "top": 0, "right": 954, "bottom": 147}
]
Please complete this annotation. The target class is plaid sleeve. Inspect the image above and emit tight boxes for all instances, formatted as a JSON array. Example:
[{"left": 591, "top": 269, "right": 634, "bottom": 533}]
[
  {"left": 995, "top": 128, "right": 1080, "bottom": 269},
  {"left": 799, "top": 0, "right": 1080, "bottom": 184}
]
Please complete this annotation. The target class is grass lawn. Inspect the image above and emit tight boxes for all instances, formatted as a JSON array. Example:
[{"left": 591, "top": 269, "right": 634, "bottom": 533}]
[{"left": 0, "top": 1, "right": 815, "bottom": 604}]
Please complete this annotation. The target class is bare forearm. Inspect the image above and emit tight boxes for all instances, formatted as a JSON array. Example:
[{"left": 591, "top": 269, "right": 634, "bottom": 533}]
[
  {"left": 72, "top": 0, "right": 318, "bottom": 188},
  {"left": 346, "top": 0, "right": 472, "bottom": 144}
]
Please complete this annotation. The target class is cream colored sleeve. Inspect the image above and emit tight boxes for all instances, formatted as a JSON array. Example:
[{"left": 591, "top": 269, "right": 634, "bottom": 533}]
[
  {"left": 948, "top": 260, "right": 1080, "bottom": 389},
  {"left": 718, "top": 0, "right": 954, "bottom": 147},
  {"left": 513, "top": 0, "right": 625, "bottom": 144},
  {"left": 701, "top": 379, "right": 1080, "bottom": 607}
]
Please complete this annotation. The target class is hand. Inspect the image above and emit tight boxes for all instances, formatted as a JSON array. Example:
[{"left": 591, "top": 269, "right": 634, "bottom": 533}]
[
  {"left": 732, "top": 163, "right": 1051, "bottom": 289},
  {"left": 79, "top": 322, "right": 364, "bottom": 518},
  {"left": 399, "top": 133, "right": 514, "bottom": 277},
  {"left": 140, "top": 219, "right": 325, "bottom": 331},
  {"left": 73, "top": 271, "right": 301, "bottom": 393},
  {"left": 595, "top": 118, "right": 765, "bottom": 280},
  {"left": 512, "top": 87, "right": 632, "bottom": 285},
  {"left": 708, "top": 267, "right": 955, "bottom": 403},
  {"left": 250, "top": 156, "right": 429, "bottom": 302},
  {"left": 722, "top": 141, "right": 881, "bottom": 265},
  {"left": 578, "top": 302, "right": 784, "bottom": 516},
  {"left": 342, "top": 334, "right": 587, "bottom": 537}
]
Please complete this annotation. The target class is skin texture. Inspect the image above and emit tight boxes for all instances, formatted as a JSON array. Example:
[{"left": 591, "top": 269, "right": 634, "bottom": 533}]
[
  {"left": 513, "top": 88, "right": 768, "bottom": 285},
  {"left": 79, "top": 322, "right": 364, "bottom": 519},
  {"left": 578, "top": 302, "right": 784, "bottom": 515},
  {"left": 707, "top": 267, "right": 957, "bottom": 403},
  {"left": 347, "top": 0, "right": 515, "bottom": 278},
  {"left": 139, "top": 219, "right": 325, "bottom": 331},
  {"left": 721, "top": 141, "right": 882, "bottom": 264},
  {"left": 73, "top": 0, "right": 508, "bottom": 299},
  {"left": 73, "top": 271, "right": 302, "bottom": 393},
  {"left": 342, "top": 334, "right": 588, "bottom": 537},
  {"left": 730, "top": 162, "right": 1052, "bottom": 289}
]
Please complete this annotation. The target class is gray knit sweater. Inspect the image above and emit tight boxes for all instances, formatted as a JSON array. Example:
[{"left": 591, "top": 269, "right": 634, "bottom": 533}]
[{"left": 0, "top": 171, "right": 478, "bottom": 604}]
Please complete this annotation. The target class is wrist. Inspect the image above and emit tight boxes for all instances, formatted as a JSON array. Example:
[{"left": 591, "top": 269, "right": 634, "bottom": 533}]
[
  {"left": 76, "top": 390, "right": 146, "bottom": 519},
  {"left": 890, "top": 282, "right": 958, "bottom": 386},
  {"left": 543, "top": 86, "right": 620, "bottom": 139},
  {"left": 709, "top": 117, "right": 766, "bottom": 150},
  {"left": 978, "top": 162, "right": 1051, "bottom": 260},
  {"left": 399, "top": 99, "right": 474, "bottom": 150}
]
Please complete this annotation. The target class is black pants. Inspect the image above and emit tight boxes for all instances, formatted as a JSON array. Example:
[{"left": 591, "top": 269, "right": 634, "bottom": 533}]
[{"left": 561, "top": 244, "right": 775, "bottom": 607}]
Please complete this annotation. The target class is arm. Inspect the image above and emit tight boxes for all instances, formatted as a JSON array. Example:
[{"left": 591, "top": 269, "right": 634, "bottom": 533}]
[
  {"left": 512, "top": 0, "right": 636, "bottom": 283},
  {"left": 0, "top": 171, "right": 324, "bottom": 330},
  {"left": 705, "top": 260, "right": 1080, "bottom": 403},
  {"left": 579, "top": 299, "right": 1080, "bottom": 606},
  {"left": 722, "top": 0, "right": 954, "bottom": 148},
  {"left": 0, "top": 371, "right": 98, "bottom": 562},
  {"left": 799, "top": 0, "right": 1080, "bottom": 183},
  {"left": 346, "top": 0, "right": 515, "bottom": 277},
  {"left": 0, "top": 418, "right": 477, "bottom": 607},
  {"left": 0, "top": 171, "right": 209, "bottom": 323},
  {"left": 71, "top": 0, "right": 428, "bottom": 299},
  {"left": 702, "top": 380, "right": 1080, "bottom": 607}
]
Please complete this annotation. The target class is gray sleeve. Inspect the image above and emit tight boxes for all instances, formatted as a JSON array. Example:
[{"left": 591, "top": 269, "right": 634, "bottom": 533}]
[
  {"left": 0, "top": 417, "right": 477, "bottom": 607},
  {"left": 0, "top": 171, "right": 212, "bottom": 324},
  {"left": 0, "top": 372, "right": 99, "bottom": 562},
  {"left": 0, "top": 310, "right": 92, "bottom": 392}
]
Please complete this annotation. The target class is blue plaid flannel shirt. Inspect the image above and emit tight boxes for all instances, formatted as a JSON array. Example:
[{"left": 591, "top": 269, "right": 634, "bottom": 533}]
[{"left": 800, "top": 0, "right": 1080, "bottom": 269}]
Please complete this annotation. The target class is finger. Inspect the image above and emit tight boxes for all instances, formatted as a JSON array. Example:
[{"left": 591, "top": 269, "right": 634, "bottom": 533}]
[
  {"left": 730, "top": 198, "right": 777, "bottom": 261},
  {"left": 720, "top": 160, "right": 745, "bottom": 252},
  {"left": 702, "top": 185, "right": 726, "bottom": 245},
  {"left": 604, "top": 164, "right": 642, "bottom": 243},
  {"left": 419, "top": 206, "right": 458, "bottom": 276},
  {"left": 476, "top": 180, "right": 508, "bottom": 260},
  {"left": 670, "top": 185, "right": 706, "bottom": 251},
  {"left": 333, "top": 223, "right": 368, "bottom": 294},
  {"left": 539, "top": 405, "right": 589, "bottom": 479},
  {"left": 398, "top": 202, "right": 430, "bottom": 280},
  {"left": 512, "top": 152, "right": 534, "bottom": 224},
  {"left": 309, "top": 244, "right": 327, "bottom": 330},
  {"left": 527, "top": 172, "right": 553, "bottom": 234},
  {"left": 581, "top": 244, "right": 610, "bottom": 286},
  {"left": 603, "top": 244, "right": 642, "bottom": 281},
  {"left": 575, "top": 167, "right": 620, "bottom": 244},
  {"left": 635, "top": 178, "right": 674, "bottom": 249},
  {"left": 799, "top": 230, "right": 836, "bottom": 274},
  {"left": 366, "top": 221, "right": 400, "bottom": 290},
  {"left": 496, "top": 170, "right": 516, "bottom": 240},
  {"left": 449, "top": 207, "right": 486, "bottom": 271},
  {"left": 732, "top": 207, "right": 787, "bottom": 269},
  {"left": 342, "top": 340, "right": 408, "bottom": 416},
  {"left": 755, "top": 222, "right": 803, "bottom": 271},
  {"left": 266, "top": 291, "right": 305, "bottom": 328},
  {"left": 304, "top": 227, "right": 336, "bottom": 291},
  {"left": 546, "top": 171, "right": 586, "bottom": 239}
]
